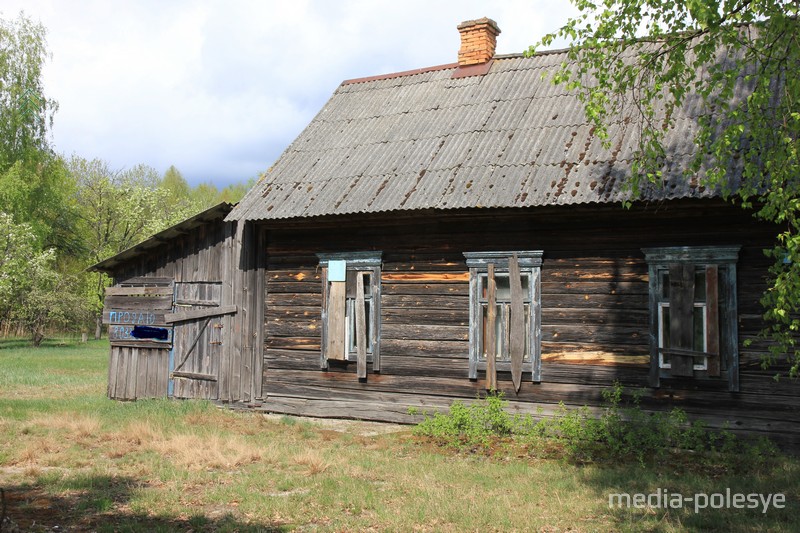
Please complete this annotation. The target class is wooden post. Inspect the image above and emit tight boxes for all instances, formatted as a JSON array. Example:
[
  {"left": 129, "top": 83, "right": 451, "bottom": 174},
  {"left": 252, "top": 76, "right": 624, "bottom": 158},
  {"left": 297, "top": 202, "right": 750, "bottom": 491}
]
[
  {"left": 508, "top": 253, "right": 524, "bottom": 392},
  {"left": 485, "top": 263, "right": 497, "bottom": 391},
  {"left": 327, "top": 281, "right": 346, "bottom": 360},
  {"left": 356, "top": 272, "right": 367, "bottom": 380}
]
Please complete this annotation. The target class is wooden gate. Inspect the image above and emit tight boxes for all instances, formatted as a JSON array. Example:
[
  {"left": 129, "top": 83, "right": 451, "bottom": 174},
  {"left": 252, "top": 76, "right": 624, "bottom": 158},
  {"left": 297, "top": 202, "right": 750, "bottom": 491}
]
[
  {"left": 168, "top": 282, "right": 237, "bottom": 400},
  {"left": 104, "top": 278, "right": 174, "bottom": 400}
]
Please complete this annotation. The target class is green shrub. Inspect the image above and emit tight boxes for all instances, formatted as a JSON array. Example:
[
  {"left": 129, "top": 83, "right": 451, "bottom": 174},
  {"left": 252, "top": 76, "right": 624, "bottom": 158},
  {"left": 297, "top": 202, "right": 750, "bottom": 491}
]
[
  {"left": 411, "top": 383, "right": 779, "bottom": 468},
  {"left": 412, "top": 393, "right": 516, "bottom": 449}
]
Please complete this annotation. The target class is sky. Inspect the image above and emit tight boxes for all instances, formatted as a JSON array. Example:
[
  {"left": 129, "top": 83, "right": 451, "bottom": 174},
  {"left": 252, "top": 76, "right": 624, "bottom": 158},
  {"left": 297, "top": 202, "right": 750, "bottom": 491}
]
[{"left": 1, "top": 0, "right": 579, "bottom": 188}]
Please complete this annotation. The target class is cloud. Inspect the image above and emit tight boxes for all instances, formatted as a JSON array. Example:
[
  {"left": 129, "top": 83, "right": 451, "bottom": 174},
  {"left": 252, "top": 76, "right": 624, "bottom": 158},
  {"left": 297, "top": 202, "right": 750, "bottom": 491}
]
[{"left": 2, "top": 0, "right": 578, "bottom": 187}]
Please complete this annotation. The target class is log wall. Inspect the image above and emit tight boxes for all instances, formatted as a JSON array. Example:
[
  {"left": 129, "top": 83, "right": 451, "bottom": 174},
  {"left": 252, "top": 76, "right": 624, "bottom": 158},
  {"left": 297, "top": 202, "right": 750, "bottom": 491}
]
[{"left": 258, "top": 200, "right": 800, "bottom": 447}]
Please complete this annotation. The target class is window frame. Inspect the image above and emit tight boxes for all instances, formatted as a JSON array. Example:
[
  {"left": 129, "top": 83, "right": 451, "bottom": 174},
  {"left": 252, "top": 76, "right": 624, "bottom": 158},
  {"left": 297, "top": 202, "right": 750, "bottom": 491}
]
[
  {"left": 464, "top": 251, "right": 543, "bottom": 382},
  {"left": 317, "top": 252, "right": 382, "bottom": 373},
  {"left": 642, "top": 246, "right": 740, "bottom": 391}
]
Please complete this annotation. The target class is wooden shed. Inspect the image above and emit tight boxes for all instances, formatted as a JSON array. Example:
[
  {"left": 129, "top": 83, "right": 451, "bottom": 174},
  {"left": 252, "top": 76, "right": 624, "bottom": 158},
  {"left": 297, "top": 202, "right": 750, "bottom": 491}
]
[
  {"left": 92, "top": 202, "right": 265, "bottom": 404},
  {"left": 93, "top": 18, "right": 800, "bottom": 448}
]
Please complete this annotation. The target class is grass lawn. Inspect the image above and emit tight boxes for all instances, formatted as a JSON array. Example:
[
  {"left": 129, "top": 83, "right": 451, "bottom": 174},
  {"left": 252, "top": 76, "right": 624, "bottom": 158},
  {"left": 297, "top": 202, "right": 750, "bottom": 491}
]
[{"left": 0, "top": 338, "right": 798, "bottom": 532}]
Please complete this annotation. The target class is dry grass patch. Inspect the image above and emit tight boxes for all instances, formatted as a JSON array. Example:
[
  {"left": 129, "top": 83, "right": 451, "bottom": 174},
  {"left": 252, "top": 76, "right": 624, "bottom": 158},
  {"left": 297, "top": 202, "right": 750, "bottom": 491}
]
[
  {"left": 292, "top": 449, "right": 331, "bottom": 476},
  {"left": 149, "top": 433, "right": 268, "bottom": 470},
  {"left": 15, "top": 438, "right": 64, "bottom": 465},
  {"left": 116, "top": 419, "right": 161, "bottom": 445},
  {"left": 23, "top": 412, "right": 101, "bottom": 438}
]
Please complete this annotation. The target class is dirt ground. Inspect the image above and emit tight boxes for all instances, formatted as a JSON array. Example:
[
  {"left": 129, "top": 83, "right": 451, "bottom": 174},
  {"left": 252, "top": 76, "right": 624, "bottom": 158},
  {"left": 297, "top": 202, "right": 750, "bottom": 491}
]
[{"left": 260, "top": 413, "right": 407, "bottom": 437}]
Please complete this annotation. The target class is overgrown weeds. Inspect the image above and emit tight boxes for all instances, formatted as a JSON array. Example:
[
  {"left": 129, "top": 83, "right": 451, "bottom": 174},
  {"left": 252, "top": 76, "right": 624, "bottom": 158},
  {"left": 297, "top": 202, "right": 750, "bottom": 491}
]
[{"left": 412, "top": 383, "right": 779, "bottom": 472}]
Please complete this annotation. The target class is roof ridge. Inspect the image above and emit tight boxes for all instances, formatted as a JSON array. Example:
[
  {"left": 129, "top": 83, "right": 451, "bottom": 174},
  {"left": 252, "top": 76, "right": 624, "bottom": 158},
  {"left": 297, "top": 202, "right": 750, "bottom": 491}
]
[
  {"left": 340, "top": 47, "right": 576, "bottom": 86},
  {"left": 341, "top": 63, "right": 458, "bottom": 86}
]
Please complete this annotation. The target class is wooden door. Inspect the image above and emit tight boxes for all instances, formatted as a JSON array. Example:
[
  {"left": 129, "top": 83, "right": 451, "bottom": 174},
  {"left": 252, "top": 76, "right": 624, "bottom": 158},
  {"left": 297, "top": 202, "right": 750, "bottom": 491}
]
[{"left": 169, "top": 282, "right": 226, "bottom": 400}]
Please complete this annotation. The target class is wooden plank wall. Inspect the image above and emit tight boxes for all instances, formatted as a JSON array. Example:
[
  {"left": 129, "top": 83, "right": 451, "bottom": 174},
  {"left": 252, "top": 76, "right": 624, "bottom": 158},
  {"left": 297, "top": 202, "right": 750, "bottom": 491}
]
[
  {"left": 259, "top": 200, "right": 800, "bottom": 447},
  {"left": 107, "top": 346, "right": 169, "bottom": 400},
  {"left": 107, "top": 219, "right": 266, "bottom": 403},
  {"left": 113, "top": 220, "right": 233, "bottom": 284}
]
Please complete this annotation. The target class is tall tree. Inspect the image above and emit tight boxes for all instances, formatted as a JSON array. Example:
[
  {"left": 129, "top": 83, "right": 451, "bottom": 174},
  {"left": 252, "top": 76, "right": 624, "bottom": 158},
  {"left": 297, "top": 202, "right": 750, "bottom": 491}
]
[
  {"left": 160, "top": 164, "right": 191, "bottom": 202},
  {"left": 0, "top": 12, "right": 56, "bottom": 170},
  {"left": 0, "top": 13, "right": 75, "bottom": 251},
  {"left": 534, "top": 1, "right": 799, "bottom": 375},
  {"left": 70, "top": 157, "right": 174, "bottom": 338}
]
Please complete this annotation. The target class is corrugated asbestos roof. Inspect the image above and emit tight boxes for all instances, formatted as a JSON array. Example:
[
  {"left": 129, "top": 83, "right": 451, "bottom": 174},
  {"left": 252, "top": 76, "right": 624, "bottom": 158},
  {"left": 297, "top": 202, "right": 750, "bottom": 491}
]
[
  {"left": 89, "top": 202, "right": 235, "bottom": 273},
  {"left": 229, "top": 47, "right": 748, "bottom": 222}
]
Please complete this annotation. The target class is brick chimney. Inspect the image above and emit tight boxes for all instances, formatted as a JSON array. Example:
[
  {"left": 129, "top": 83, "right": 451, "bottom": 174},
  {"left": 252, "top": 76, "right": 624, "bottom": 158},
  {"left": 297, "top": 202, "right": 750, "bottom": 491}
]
[{"left": 457, "top": 17, "right": 501, "bottom": 66}]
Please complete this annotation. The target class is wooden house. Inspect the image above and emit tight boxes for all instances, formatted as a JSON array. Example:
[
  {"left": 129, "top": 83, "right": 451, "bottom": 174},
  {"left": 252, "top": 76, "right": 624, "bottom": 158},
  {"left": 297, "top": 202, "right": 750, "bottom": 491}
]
[{"left": 93, "top": 18, "right": 799, "bottom": 447}]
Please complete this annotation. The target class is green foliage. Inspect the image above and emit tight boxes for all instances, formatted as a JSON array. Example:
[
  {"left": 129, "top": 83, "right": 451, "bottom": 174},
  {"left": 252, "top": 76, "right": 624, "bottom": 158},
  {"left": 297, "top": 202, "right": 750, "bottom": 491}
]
[
  {"left": 0, "top": 214, "right": 90, "bottom": 343},
  {"left": 412, "top": 393, "right": 516, "bottom": 449},
  {"left": 413, "top": 384, "right": 778, "bottom": 468},
  {"left": 0, "top": 13, "right": 57, "bottom": 171},
  {"left": 531, "top": 1, "right": 800, "bottom": 376}
]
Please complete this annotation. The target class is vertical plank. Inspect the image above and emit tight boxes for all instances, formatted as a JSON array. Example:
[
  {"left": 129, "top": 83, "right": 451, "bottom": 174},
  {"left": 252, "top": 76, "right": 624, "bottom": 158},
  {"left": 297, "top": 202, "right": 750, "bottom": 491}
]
[
  {"left": 669, "top": 263, "right": 695, "bottom": 376},
  {"left": 356, "top": 272, "right": 367, "bottom": 379},
  {"left": 117, "top": 348, "right": 129, "bottom": 399},
  {"left": 143, "top": 349, "right": 155, "bottom": 398},
  {"left": 508, "top": 253, "right": 525, "bottom": 392},
  {"left": 647, "top": 264, "right": 661, "bottom": 387},
  {"left": 160, "top": 349, "right": 170, "bottom": 397},
  {"left": 705, "top": 265, "right": 720, "bottom": 377},
  {"left": 319, "top": 266, "right": 329, "bottom": 369},
  {"left": 327, "top": 281, "right": 347, "bottom": 360},
  {"left": 108, "top": 347, "right": 119, "bottom": 399},
  {"left": 485, "top": 262, "right": 497, "bottom": 391},
  {"left": 135, "top": 350, "right": 148, "bottom": 399},
  {"left": 228, "top": 221, "right": 246, "bottom": 401},
  {"left": 125, "top": 349, "right": 138, "bottom": 400},
  {"left": 219, "top": 221, "right": 234, "bottom": 400},
  {"left": 251, "top": 226, "right": 267, "bottom": 400},
  {"left": 242, "top": 254, "right": 254, "bottom": 401},
  {"left": 153, "top": 349, "right": 168, "bottom": 397},
  {"left": 468, "top": 267, "right": 479, "bottom": 380},
  {"left": 531, "top": 265, "right": 542, "bottom": 383},
  {"left": 724, "top": 264, "right": 739, "bottom": 392},
  {"left": 371, "top": 266, "right": 381, "bottom": 373}
]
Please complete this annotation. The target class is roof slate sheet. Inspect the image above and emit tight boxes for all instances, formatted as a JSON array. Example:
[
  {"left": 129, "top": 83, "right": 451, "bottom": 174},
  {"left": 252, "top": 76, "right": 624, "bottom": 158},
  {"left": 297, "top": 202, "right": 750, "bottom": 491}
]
[{"left": 229, "top": 50, "right": 734, "bottom": 222}]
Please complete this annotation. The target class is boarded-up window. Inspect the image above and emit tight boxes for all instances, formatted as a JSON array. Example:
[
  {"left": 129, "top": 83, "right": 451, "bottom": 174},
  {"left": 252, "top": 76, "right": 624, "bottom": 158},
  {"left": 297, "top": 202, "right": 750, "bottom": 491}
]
[
  {"left": 464, "top": 251, "right": 544, "bottom": 391},
  {"left": 478, "top": 272, "right": 532, "bottom": 363},
  {"left": 318, "top": 252, "right": 382, "bottom": 379},
  {"left": 642, "top": 246, "right": 740, "bottom": 391}
]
